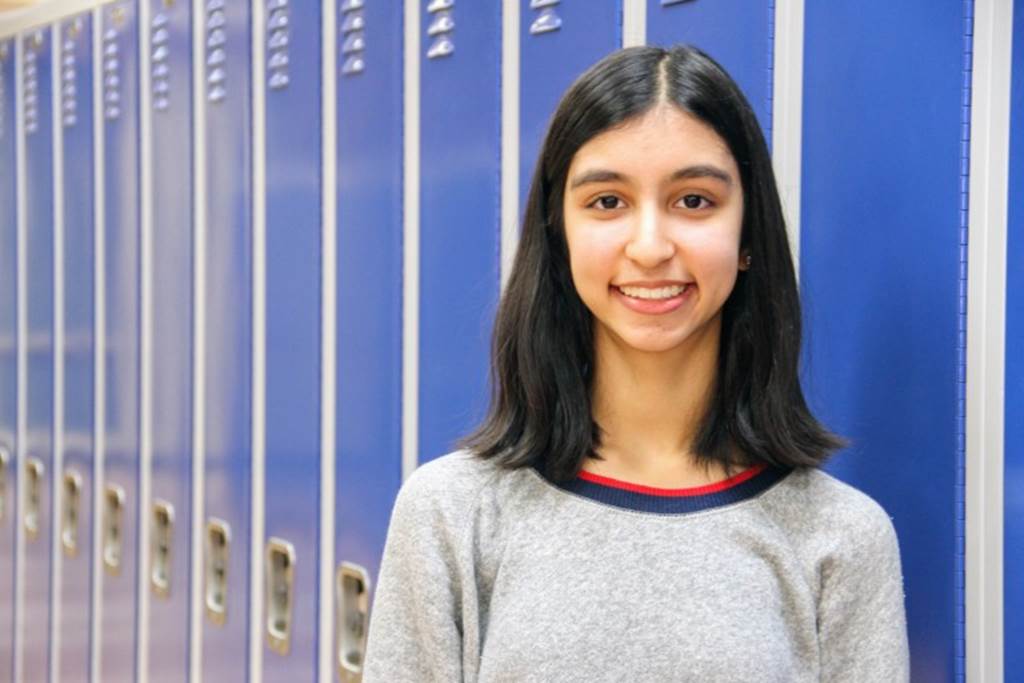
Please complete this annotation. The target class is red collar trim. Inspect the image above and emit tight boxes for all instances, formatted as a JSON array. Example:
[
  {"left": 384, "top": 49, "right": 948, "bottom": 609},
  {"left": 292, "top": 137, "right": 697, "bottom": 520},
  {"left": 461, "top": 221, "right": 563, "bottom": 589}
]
[{"left": 576, "top": 463, "right": 769, "bottom": 498}]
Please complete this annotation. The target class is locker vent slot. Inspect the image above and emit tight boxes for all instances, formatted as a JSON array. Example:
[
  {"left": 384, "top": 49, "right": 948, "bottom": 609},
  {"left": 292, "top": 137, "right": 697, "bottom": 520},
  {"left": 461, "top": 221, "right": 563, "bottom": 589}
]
[
  {"left": 339, "top": 0, "right": 365, "bottom": 75},
  {"left": 529, "top": 0, "right": 562, "bottom": 36},
  {"left": 61, "top": 469, "right": 83, "bottom": 556},
  {"left": 205, "top": 518, "right": 230, "bottom": 625},
  {"left": 22, "top": 32, "right": 43, "bottom": 135},
  {"left": 102, "top": 7, "right": 123, "bottom": 120},
  {"left": 60, "top": 18, "right": 83, "bottom": 127},
  {"left": 425, "top": 0, "right": 454, "bottom": 59},
  {"left": 205, "top": 0, "right": 228, "bottom": 102},
  {"left": 336, "top": 562, "right": 372, "bottom": 682},
  {"left": 151, "top": 11, "right": 171, "bottom": 111},
  {"left": 0, "top": 42, "right": 8, "bottom": 140},
  {"left": 265, "top": 537, "right": 296, "bottom": 655},
  {"left": 103, "top": 483, "right": 126, "bottom": 575},
  {"left": 267, "top": 0, "right": 291, "bottom": 90},
  {"left": 24, "top": 456, "right": 44, "bottom": 540},
  {"left": 150, "top": 499, "right": 174, "bottom": 597}
]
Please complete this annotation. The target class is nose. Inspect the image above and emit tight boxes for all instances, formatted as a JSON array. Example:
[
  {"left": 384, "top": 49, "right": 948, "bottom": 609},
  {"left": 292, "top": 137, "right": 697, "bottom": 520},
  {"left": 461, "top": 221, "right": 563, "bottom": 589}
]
[{"left": 623, "top": 203, "right": 675, "bottom": 268}]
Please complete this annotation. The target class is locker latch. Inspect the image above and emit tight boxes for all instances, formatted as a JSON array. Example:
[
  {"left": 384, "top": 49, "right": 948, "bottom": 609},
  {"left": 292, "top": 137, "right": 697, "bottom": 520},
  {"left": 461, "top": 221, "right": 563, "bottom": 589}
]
[
  {"left": 150, "top": 499, "right": 174, "bottom": 598},
  {"left": 265, "top": 537, "right": 296, "bottom": 655},
  {"left": 103, "top": 483, "right": 126, "bottom": 575},
  {"left": 61, "top": 469, "right": 83, "bottom": 556},
  {"left": 205, "top": 518, "right": 230, "bottom": 625},
  {"left": 336, "top": 562, "right": 371, "bottom": 682},
  {"left": 24, "top": 456, "right": 44, "bottom": 540}
]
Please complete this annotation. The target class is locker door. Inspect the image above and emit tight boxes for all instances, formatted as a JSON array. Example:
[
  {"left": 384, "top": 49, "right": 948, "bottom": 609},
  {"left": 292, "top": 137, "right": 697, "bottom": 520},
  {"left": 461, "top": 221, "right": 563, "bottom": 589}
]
[
  {"left": 645, "top": 0, "right": 772, "bottom": 134},
  {"left": 519, "top": 1, "right": 621, "bottom": 209},
  {"left": 97, "top": 2, "right": 142, "bottom": 680},
  {"left": 198, "top": 0, "right": 252, "bottom": 678},
  {"left": 417, "top": 0, "right": 501, "bottom": 466},
  {"left": 1005, "top": 3, "right": 1024, "bottom": 676},
  {"left": 142, "top": 0, "right": 193, "bottom": 680},
  {"left": 800, "top": 4, "right": 966, "bottom": 679},
  {"left": 332, "top": 2, "right": 403, "bottom": 680},
  {"left": 0, "top": 36, "right": 17, "bottom": 683},
  {"left": 19, "top": 26, "right": 56, "bottom": 683},
  {"left": 56, "top": 12, "right": 96, "bottom": 682},
  {"left": 260, "top": 0, "right": 321, "bottom": 678}
]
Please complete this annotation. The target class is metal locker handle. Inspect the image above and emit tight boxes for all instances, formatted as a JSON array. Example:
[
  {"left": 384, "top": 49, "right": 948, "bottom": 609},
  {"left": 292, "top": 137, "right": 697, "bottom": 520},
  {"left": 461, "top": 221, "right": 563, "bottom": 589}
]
[
  {"left": 24, "top": 456, "right": 44, "bottom": 540},
  {"left": 336, "top": 562, "right": 372, "bottom": 682},
  {"left": 205, "top": 518, "right": 230, "bottom": 625},
  {"left": 0, "top": 445, "right": 10, "bottom": 523},
  {"left": 61, "top": 469, "right": 83, "bottom": 557},
  {"left": 103, "top": 484, "right": 126, "bottom": 575},
  {"left": 150, "top": 500, "right": 174, "bottom": 598},
  {"left": 265, "top": 537, "right": 296, "bottom": 655}
]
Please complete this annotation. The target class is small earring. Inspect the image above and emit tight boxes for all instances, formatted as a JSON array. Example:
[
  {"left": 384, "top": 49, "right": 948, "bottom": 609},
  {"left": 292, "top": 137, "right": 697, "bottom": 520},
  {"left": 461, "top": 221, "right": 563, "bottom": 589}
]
[{"left": 744, "top": 254, "right": 752, "bottom": 268}]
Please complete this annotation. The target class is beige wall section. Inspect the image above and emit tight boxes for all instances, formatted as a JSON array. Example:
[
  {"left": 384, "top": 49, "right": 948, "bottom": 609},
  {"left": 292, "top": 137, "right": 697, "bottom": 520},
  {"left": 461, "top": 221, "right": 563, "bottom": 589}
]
[{"left": 0, "top": 1, "right": 40, "bottom": 12}]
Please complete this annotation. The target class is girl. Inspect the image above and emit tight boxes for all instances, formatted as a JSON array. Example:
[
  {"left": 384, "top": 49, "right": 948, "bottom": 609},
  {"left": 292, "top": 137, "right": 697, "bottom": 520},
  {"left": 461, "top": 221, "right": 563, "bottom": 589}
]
[{"left": 363, "top": 45, "right": 910, "bottom": 682}]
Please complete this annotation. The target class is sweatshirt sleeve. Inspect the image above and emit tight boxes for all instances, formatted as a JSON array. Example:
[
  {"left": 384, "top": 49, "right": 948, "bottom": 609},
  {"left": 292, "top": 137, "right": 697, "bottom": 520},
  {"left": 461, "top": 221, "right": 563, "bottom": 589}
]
[
  {"left": 362, "top": 465, "right": 466, "bottom": 683},
  {"left": 817, "top": 505, "right": 911, "bottom": 682}
]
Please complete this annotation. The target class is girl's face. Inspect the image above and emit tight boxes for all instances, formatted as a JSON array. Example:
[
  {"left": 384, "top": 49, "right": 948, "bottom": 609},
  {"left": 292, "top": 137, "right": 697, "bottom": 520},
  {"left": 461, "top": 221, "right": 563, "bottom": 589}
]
[{"left": 562, "top": 104, "right": 748, "bottom": 357}]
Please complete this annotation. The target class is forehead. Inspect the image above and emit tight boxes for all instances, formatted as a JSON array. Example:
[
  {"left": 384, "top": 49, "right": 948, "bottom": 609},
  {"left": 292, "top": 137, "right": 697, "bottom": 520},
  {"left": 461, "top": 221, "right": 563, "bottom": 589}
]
[{"left": 568, "top": 105, "right": 736, "bottom": 175}]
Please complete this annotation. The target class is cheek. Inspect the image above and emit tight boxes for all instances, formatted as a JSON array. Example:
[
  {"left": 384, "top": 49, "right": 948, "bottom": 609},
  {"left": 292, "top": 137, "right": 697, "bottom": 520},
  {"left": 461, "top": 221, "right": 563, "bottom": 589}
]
[
  {"left": 568, "top": 230, "right": 619, "bottom": 292},
  {"left": 689, "top": 231, "right": 741, "bottom": 289}
]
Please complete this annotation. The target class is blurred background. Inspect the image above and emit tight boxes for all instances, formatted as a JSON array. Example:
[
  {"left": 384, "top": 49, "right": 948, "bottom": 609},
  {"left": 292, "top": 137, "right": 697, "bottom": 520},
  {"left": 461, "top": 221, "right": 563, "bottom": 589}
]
[{"left": 0, "top": 1, "right": 1019, "bottom": 682}]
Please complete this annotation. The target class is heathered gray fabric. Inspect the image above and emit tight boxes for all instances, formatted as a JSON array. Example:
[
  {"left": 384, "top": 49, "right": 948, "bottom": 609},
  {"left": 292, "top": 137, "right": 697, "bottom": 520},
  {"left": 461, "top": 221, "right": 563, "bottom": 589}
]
[{"left": 362, "top": 450, "right": 910, "bottom": 682}]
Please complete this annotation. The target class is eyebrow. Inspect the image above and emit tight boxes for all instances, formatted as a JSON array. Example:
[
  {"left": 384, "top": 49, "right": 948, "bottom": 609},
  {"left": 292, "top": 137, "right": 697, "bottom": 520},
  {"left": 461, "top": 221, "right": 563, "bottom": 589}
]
[{"left": 568, "top": 164, "right": 734, "bottom": 191}]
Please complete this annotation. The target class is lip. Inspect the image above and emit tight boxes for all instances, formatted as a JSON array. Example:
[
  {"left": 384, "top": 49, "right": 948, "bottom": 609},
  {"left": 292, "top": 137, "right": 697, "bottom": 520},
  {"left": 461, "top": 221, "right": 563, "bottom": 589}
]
[
  {"left": 611, "top": 283, "right": 694, "bottom": 315},
  {"left": 614, "top": 280, "right": 691, "bottom": 288}
]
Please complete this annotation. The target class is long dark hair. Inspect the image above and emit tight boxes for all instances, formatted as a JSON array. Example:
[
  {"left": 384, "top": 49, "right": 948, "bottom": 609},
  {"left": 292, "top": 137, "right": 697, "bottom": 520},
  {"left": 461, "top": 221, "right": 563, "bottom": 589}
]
[{"left": 457, "top": 44, "right": 847, "bottom": 484}]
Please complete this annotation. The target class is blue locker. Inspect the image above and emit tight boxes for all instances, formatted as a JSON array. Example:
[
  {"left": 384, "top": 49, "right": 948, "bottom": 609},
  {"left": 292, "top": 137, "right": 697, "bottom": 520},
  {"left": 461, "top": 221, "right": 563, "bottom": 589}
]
[
  {"left": 56, "top": 12, "right": 95, "bottom": 681},
  {"left": 519, "top": 1, "right": 621, "bottom": 209},
  {"left": 333, "top": 2, "right": 403, "bottom": 680},
  {"left": 20, "top": 26, "right": 56, "bottom": 683},
  {"left": 1005, "top": 2, "right": 1024, "bottom": 677},
  {"left": 97, "top": 2, "right": 142, "bottom": 679},
  {"left": 143, "top": 0, "right": 193, "bottom": 679},
  {"left": 801, "top": 3, "right": 965, "bottom": 680},
  {"left": 261, "top": 0, "right": 321, "bottom": 677},
  {"left": 0, "top": 36, "right": 17, "bottom": 683},
  {"left": 199, "top": 0, "right": 252, "bottom": 678},
  {"left": 418, "top": 0, "right": 501, "bottom": 465},
  {"left": 645, "top": 0, "right": 772, "bottom": 137}
]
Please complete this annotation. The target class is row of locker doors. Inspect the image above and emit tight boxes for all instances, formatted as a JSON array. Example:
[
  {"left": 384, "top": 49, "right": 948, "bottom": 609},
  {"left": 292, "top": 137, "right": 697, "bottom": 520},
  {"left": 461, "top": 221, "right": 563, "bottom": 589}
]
[{"left": 1, "top": 1, "right": 746, "bottom": 682}]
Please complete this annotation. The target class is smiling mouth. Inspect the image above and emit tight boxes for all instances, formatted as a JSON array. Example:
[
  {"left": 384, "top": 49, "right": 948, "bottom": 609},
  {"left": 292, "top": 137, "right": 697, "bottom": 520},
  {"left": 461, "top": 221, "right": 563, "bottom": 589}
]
[{"left": 614, "top": 284, "right": 693, "bottom": 301}]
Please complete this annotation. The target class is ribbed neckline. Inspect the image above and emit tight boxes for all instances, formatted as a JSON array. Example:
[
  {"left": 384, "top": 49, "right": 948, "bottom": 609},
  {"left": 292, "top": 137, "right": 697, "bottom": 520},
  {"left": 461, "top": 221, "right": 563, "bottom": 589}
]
[{"left": 534, "top": 460, "right": 794, "bottom": 515}]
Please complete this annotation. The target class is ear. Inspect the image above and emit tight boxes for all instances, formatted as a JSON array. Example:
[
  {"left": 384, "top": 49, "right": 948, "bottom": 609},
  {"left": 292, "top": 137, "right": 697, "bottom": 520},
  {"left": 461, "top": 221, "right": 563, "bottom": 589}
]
[{"left": 738, "top": 249, "right": 751, "bottom": 272}]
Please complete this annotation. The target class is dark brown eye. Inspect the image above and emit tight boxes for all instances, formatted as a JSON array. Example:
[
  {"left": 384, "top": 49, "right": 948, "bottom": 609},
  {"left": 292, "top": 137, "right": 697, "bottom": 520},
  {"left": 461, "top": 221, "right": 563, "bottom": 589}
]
[
  {"left": 681, "top": 194, "right": 708, "bottom": 209},
  {"left": 590, "top": 195, "right": 622, "bottom": 210}
]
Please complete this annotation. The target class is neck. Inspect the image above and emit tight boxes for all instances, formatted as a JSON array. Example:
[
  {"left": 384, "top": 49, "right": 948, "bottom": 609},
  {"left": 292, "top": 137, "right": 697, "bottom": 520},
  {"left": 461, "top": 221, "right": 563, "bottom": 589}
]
[{"left": 589, "top": 314, "right": 725, "bottom": 482}]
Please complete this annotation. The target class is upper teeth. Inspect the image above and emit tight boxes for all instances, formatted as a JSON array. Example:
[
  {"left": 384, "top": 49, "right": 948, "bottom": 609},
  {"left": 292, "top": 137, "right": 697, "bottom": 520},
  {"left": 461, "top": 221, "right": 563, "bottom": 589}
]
[{"left": 618, "top": 284, "right": 687, "bottom": 300}]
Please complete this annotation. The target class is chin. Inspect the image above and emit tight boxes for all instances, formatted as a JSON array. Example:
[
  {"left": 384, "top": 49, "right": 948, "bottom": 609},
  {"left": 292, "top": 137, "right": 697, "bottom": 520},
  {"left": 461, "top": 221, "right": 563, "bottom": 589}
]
[{"left": 615, "top": 329, "right": 691, "bottom": 355}]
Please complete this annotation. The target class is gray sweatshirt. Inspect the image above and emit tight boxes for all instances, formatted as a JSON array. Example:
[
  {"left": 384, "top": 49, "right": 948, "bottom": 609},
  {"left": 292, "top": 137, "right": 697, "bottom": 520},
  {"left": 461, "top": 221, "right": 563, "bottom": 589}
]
[{"left": 362, "top": 449, "right": 910, "bottom": 682}]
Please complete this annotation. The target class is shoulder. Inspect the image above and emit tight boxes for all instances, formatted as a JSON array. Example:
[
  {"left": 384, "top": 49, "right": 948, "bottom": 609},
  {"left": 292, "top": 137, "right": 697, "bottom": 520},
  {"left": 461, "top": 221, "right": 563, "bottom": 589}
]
[
  {"left": 389, "top": 449, "right": 508, "bottom": 530},
  {"left": 764, "top": 467, "right": 897, "bottom": 534},
  {"left": 759, "top": 466, "right": 902, "bottom": 567}
]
